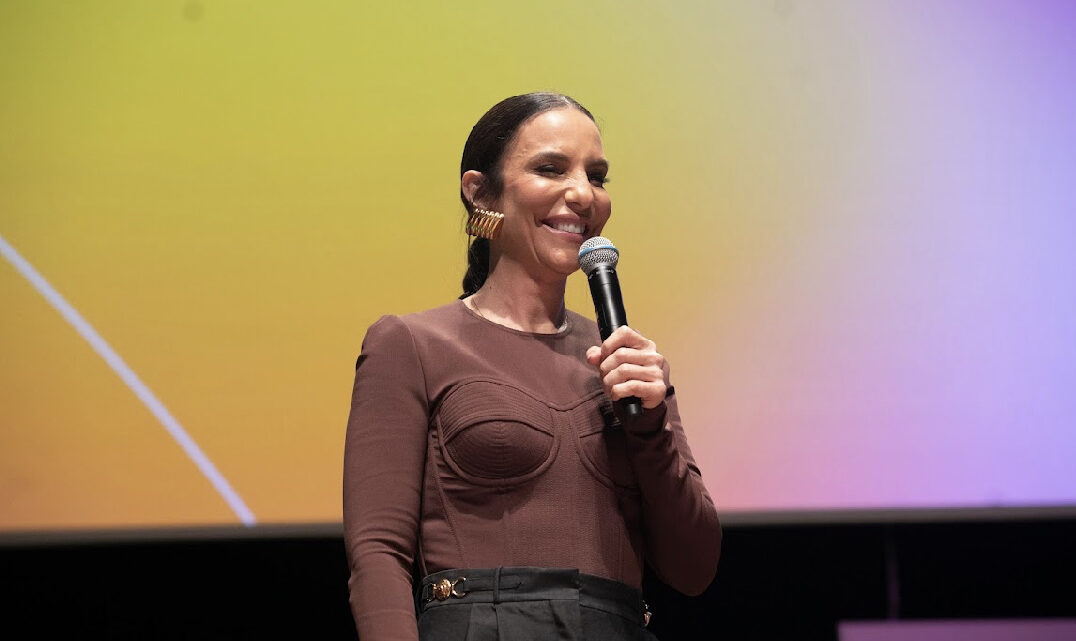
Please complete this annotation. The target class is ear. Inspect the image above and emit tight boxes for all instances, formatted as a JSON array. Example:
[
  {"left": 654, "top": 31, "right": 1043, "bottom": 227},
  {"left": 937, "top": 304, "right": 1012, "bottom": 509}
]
[{"left": 461, "top": 170, "right": 487, "bottom": 209}]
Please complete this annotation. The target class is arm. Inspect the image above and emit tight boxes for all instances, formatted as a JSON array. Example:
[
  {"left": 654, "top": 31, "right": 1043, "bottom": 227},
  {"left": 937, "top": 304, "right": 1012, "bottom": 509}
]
[
  {"left": 343, "top": 315, "right": 429, "bottom": 640},
  {"left": 586, "top": 326, "right": 722, "bottom": 596},
  {"left": 622, "top": 388, "right": 722, "bottom": 596}
]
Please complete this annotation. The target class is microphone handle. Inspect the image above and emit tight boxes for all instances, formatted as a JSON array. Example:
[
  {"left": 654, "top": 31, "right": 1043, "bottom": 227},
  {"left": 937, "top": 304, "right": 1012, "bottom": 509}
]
[{"left": 587, "top": 266, "right": 643, "bottom": 419}]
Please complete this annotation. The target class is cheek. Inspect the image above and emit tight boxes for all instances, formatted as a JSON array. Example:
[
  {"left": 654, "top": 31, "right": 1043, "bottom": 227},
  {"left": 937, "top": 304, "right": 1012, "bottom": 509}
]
[
  {"left": 502, "top": 181, "right": 551, "bottom": 215},
  {"left": 594, "top": 195, "right": 613, "bottom": 227}
]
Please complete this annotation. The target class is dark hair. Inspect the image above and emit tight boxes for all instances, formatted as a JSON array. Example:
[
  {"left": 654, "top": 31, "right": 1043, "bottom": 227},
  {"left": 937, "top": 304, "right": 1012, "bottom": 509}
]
[{"left": 459, "top": 92, "right": 596, "bottom": 297}]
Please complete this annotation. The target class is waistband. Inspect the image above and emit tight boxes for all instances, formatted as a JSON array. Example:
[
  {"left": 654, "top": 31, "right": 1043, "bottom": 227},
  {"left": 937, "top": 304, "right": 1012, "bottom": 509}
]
[{"left": 417, "top": 567, "right": 651, "bottom": 626}]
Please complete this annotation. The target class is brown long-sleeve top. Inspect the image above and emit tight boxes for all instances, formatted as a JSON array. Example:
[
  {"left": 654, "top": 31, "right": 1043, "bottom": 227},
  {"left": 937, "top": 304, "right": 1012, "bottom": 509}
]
[{"left": 343, "top": 300, "right": 721, "bottom": 640}]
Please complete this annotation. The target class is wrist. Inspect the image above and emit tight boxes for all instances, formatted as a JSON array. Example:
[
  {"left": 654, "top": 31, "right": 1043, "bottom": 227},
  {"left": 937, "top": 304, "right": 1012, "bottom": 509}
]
[{"left": 617, "top": 401, "right": 667, "bottom": 435}]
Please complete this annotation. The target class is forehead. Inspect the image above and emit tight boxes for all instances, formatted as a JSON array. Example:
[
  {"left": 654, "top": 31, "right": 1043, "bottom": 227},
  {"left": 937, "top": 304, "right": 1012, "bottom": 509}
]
[{"left": 505, "top": 108, "right": 604, "bottom": 160}]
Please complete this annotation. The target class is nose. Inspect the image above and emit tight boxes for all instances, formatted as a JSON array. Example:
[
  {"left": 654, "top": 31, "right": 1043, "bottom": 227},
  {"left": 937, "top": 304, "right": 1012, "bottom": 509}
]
[{"left": 564, "top": 171, "right": 595, "bottom": 215}]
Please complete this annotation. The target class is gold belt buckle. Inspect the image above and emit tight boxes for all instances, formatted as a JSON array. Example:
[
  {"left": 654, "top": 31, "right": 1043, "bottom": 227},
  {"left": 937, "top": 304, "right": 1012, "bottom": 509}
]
[{"left": 431, "top": 577, "right": 468, "bottom": 601}]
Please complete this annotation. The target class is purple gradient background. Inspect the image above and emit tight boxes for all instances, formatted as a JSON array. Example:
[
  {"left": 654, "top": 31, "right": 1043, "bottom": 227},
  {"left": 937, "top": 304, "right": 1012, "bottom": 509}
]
[{"left": 677, "top": 1, "right": 1076, "bottom": 512}]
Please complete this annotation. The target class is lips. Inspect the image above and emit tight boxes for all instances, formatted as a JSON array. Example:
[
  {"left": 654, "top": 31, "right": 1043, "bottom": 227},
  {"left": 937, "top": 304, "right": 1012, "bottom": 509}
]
[
  {"left": 541, "top": 217, "right": 588, "bottom": 240},
  {"left": 547, "top": 221, "right": 585, "bottom": 234}
]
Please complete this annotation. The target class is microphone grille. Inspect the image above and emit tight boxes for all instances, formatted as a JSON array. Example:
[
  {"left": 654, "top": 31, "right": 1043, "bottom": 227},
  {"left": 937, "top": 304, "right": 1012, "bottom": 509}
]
[{"left": 578, "top": 236, "right": 619, "bottom": 275}]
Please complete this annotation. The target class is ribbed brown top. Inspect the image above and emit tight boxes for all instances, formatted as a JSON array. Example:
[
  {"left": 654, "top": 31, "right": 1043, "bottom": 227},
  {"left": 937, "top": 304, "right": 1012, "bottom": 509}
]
[{"left": 343, "top": 301, "right": 721, "bottom": 640}]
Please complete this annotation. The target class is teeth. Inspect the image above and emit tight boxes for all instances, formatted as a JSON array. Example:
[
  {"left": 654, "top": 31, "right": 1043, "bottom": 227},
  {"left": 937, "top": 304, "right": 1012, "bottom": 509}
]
[{"left": 551, "top": 222, "right": 584, "bottom": 234}]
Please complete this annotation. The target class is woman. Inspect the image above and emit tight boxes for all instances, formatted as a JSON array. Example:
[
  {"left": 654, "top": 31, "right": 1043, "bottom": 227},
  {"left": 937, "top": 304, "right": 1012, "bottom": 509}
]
[{"left": 344, "top": 93, "right": 721, "bottom": 641}]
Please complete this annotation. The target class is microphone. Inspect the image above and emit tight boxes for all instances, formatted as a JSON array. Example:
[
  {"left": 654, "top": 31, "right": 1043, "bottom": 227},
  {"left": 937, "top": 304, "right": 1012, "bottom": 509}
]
[{"left": 578, "top": 236, "right": 643, "bottom": 419}]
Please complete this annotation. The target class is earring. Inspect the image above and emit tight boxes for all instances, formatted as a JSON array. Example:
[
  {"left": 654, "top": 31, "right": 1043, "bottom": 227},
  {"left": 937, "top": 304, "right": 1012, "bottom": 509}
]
[{"left": 466, "top": 208, "right": 504, "bottom": 240}]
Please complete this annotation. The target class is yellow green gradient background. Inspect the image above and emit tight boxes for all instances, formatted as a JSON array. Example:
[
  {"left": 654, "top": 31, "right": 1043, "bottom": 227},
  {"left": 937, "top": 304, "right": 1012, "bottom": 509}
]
[{"left": 4, "top": 2, "right": 1075, "bottom": 531}]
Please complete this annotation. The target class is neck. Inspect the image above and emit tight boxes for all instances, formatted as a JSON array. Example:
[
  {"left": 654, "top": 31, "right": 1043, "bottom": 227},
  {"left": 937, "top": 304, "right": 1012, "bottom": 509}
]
[{"left": 468, "top": 262, "right": 568, "bottom": 334}]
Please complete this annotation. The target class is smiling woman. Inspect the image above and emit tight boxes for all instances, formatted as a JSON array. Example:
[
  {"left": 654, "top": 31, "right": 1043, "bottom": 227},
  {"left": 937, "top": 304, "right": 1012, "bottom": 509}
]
[
  {"left": 457, "top": 94, "right": 605, "bottom": 306},
  {"left": 461, "top": 103, "right": 612, "bottom": 331},
  {"left": 342, "top": 93, "right": 721, "bottom": 641}
]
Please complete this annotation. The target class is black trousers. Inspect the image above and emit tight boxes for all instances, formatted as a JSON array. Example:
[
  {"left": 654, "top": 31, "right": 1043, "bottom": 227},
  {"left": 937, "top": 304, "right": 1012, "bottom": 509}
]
[{"left": 416, "top": 567, "right": 658, "bottom": 641}]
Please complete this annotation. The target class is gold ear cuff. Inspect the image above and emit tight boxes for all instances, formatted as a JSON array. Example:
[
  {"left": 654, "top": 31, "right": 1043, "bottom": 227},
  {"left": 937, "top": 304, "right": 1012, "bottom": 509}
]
[{"left": 466, "top": 208, "right": 505, "bottom": 240}]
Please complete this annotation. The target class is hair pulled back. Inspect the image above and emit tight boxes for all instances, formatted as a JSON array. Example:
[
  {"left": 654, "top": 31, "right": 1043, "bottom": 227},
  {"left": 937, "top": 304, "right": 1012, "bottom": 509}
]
[{"left": 459, "top": 92, "right": 596, "bottom": 298}]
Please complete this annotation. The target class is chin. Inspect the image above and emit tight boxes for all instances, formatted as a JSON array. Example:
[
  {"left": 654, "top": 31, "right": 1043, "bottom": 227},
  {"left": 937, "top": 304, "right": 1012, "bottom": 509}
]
[{"left": 545, "top": 252, "right": 583, "bottom": 276}]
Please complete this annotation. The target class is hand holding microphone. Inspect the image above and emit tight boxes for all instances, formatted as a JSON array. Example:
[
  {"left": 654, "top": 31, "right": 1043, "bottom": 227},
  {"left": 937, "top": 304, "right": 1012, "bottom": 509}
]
[{"left": 579, "top": 237, "right": 668, "bottom": 422}]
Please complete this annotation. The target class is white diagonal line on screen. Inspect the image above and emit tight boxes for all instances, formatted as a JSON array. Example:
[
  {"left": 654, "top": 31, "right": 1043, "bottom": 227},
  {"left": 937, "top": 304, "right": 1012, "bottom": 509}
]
[{"left": 0, "top": 232, "right": 256, "bottom": 526}]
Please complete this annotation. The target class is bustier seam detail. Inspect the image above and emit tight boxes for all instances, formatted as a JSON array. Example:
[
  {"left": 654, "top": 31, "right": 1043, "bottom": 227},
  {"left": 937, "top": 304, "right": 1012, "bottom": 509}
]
[{"left": 429, "top": 433, "right": 469, "bottom": 570}]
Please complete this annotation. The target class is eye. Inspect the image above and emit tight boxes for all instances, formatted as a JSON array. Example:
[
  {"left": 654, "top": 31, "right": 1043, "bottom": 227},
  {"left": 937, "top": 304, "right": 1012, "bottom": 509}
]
[
  {"left": 589, "top": 173, "right": 609, "bottom": 187},
  {"left": 535, "top": 164, "right": 562, "bottom": 175}
]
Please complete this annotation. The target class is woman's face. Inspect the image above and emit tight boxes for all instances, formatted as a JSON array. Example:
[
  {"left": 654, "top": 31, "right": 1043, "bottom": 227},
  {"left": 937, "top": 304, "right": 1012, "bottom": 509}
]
[{"left": 490, "top": 107, "right": 612, "bottom": 280}]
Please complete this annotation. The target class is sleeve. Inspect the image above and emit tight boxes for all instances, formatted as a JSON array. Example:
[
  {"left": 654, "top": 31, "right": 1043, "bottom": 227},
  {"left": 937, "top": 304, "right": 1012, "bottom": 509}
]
[
  {"left": 343, "top": 315, "right": 429, "bottom": 641},
  {"left": 620, "top": 365, "right": 722, "bottom": 596}
]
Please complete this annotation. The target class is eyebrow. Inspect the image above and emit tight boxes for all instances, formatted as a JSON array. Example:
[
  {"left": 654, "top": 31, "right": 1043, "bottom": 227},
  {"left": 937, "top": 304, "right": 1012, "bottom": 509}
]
[{"left": 531, "top": 151, "right": 609, "bottom": 172}]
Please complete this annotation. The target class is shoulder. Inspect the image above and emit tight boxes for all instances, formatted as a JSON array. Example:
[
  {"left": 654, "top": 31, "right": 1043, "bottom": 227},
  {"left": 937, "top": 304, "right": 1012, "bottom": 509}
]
[
  {"left": 398, "top": 300, "right": 468, "bottom": 327},
  {"left": 367, "top": 300, "right": 463, "bottom": 330},
  {"left": 361, "top": 301, "right": 467, "bottom": 351},
  {"left": 393, "top": 300, "right": 472, "bottom": 343}
]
